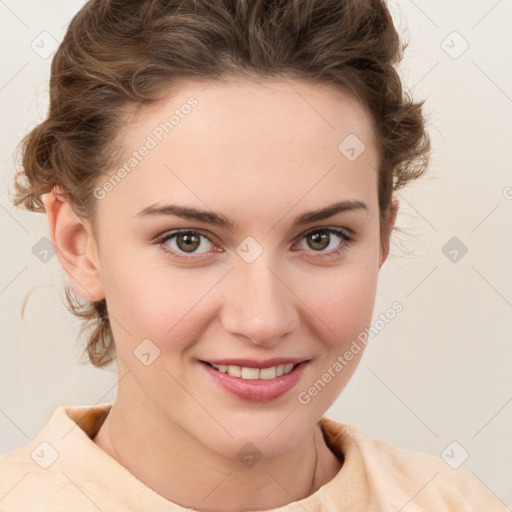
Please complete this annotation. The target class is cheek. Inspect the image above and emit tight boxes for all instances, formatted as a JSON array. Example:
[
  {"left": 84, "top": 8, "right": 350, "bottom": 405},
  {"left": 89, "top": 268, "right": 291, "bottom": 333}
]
[
  {"left": 292, "top": 262, "right": 378, "bottom": 406},
  {"left": 101, "top": 249, "right": 215, "bottom": 355},
  {"left": 296, "top": 257, "right": 379, "bottom": 339},
  {"left": 98, "top": 246, "right": 165, "bottom": 334}
]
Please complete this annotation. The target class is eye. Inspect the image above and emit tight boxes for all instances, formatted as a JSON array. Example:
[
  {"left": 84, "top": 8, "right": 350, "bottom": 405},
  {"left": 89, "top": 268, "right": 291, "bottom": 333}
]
[
  {"left": 294, "top": 227, "right": 353, "bottom": 258},
  {"left": 155, "top": 226, "right": 354, "bottom": 261},
  {"left": 156, "top": 230, "right": 219, "bottom": 260}
]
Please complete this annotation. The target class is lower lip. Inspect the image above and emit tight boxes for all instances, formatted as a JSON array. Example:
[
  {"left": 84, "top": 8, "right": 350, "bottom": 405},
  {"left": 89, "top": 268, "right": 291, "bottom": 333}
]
[{"left": 199, "top": 361, "right": 309, "bottom": 402}]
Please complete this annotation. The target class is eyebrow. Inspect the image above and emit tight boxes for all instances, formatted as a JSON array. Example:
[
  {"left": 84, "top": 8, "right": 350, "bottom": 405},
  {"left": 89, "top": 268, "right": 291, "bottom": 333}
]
[{"left": 134, "top": 200, "right": 368, "bottom": 229}]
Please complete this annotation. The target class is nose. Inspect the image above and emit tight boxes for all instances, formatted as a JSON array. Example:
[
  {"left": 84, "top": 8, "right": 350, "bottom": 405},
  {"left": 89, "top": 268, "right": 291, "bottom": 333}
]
[{"left": 220, "top": 256, "right": 299, "bottom": 348}]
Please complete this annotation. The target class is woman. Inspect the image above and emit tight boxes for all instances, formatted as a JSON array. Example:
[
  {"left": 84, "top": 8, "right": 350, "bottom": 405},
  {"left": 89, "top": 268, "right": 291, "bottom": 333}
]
[{"left": 0, "top": 0, "right": 506, "bottom": 510}]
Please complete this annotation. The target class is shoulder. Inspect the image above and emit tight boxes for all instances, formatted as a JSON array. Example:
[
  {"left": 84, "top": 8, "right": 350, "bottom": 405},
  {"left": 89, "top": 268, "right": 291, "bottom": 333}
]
[
  {"left": 0, "top": 437, "right": 72, "bottom": 510},
  {"left": 320, "top": 417, "right": 508, "bottom": 511},
  {"left": 0, "top": 404, "right": 111, "bottom": 511}
]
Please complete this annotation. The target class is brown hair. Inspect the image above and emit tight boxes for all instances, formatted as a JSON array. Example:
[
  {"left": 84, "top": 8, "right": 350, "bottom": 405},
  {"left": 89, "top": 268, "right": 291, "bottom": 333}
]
[{"left": 11, "top": 0, "right": 430, "bottom": 369}]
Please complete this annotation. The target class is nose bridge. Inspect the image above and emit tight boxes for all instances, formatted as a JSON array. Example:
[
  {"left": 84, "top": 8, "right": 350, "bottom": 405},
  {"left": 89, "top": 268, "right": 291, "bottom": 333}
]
[{"left": 221, "top": 250, "right": 298, "bottom": 345}]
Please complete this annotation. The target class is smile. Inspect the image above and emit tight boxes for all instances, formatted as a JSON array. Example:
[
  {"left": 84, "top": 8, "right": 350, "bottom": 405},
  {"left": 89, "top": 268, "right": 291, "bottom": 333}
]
[
  {"left": 204, "top": 362, "right": 298, "bottom": 380},
  {"left": 199, "top": 360, "right": 310, "bottom": 402}
]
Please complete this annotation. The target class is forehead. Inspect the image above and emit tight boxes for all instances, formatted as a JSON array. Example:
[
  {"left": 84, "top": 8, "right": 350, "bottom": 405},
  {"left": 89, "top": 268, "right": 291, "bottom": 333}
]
[{"left": 98, "top": 77, "right": 379, "bottom": 225}]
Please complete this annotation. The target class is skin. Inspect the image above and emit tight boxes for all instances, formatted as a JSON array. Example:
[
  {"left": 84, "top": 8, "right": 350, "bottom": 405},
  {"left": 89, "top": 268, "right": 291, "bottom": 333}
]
[{"left": 43, "top": 77, "right": 397, "bottom": 512}]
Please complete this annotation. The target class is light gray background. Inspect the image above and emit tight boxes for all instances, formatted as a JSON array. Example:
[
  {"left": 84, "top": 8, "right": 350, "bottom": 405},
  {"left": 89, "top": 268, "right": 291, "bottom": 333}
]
[{"left": 1, "top": 0, "right": 511, "bottom": 507}]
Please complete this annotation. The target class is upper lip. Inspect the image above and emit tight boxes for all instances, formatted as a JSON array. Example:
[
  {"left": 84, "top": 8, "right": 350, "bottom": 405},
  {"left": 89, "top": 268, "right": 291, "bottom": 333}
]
[{"left": 200, "top": 357, "right": 309, "bottom": 369}]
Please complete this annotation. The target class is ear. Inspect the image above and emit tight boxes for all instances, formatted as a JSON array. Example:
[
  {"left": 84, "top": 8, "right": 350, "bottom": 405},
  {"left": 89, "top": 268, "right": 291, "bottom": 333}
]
[
  {"left": 42, "top": 186, "right": 105, "bottom": 302},
  {"left": 379, "top": 195, "right": 399, "bottom": 269}
]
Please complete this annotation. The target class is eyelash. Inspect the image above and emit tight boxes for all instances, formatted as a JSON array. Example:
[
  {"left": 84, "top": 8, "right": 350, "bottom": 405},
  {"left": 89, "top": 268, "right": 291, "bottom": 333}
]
[{"left": 154, "top": 227, "right": 354, "bottom": 261}]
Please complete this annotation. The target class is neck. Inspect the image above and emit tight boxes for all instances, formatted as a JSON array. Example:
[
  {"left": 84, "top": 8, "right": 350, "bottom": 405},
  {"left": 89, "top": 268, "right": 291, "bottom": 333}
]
[{"left": 93, "top": 399, "right": 341, "bottom": 511}]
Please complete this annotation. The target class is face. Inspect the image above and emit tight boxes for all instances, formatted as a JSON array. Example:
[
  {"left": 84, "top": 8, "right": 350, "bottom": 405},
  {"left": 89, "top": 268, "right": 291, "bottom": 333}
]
[{"left": 84, "top": 78, "right": 392, "bottom": 458}]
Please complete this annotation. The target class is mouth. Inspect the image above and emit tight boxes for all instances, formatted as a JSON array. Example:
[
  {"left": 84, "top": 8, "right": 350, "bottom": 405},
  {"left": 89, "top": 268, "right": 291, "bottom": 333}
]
[
  {"left": 199, "top": 359, "right": 310, "bottom": 402},
  {"left": 200, "top": 360, "right": 303, "bottom": 380}
]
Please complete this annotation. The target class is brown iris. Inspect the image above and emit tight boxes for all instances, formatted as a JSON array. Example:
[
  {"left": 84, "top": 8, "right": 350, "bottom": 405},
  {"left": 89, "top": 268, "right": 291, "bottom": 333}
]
[
  {"left": 306, "top": 232, "right": 330, "bottom": 251},
  {"left": 176, "top": 232, "right": 202, "bottom": 252}
]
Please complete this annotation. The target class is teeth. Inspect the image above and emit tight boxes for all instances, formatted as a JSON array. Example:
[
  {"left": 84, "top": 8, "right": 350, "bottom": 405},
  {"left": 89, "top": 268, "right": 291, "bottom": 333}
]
[
  {"left": 208, "top": 362, "right": 296, "bottom": 379},
  {"left": 259, "top": 366, "right": 278, "bottom": 380},
  {"left": 241, "top": 367, "right": 259, "bottom": 379},
  {"left": 227, "top": 365, "right": 241, "bottom": 377}
]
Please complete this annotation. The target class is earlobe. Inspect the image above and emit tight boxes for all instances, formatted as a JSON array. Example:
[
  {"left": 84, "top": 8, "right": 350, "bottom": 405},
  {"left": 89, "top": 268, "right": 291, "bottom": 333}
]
[{"left": 42, "top": 186, "right": 105, "bottom": 302}]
